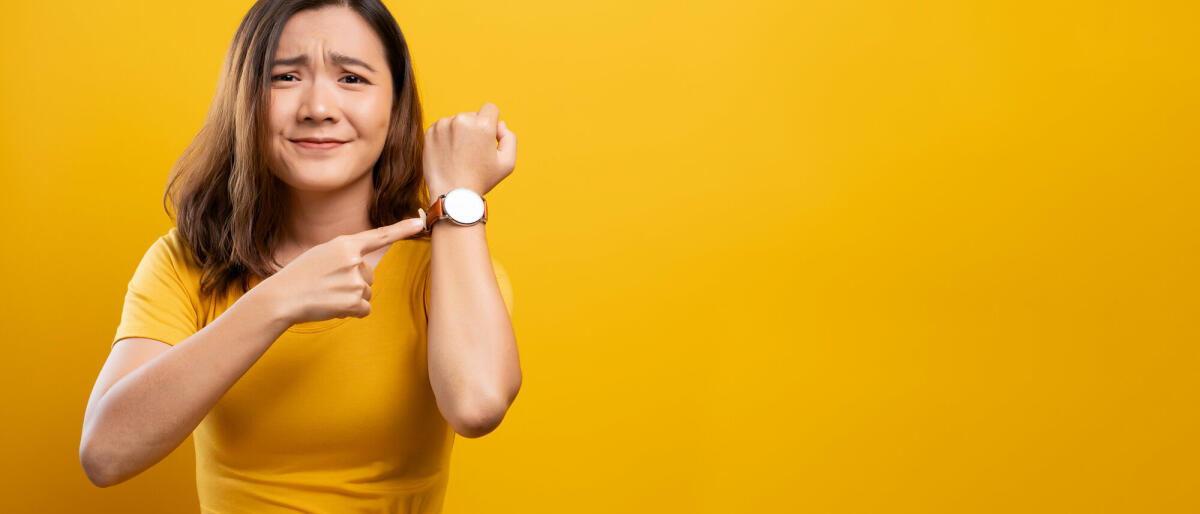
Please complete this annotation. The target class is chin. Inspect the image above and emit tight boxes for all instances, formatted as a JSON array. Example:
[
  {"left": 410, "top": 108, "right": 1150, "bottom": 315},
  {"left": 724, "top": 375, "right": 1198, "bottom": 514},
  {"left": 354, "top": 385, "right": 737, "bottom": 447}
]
[{"left": 277, "top": 163, "right": 362, "bottom": 192}]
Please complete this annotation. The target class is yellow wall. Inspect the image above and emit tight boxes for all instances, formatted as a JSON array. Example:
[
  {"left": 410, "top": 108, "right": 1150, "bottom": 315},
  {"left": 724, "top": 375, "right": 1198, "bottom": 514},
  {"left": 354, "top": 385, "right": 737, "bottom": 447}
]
[{"left": 2, "top": 0, "right": 1197, "bottom": 512}]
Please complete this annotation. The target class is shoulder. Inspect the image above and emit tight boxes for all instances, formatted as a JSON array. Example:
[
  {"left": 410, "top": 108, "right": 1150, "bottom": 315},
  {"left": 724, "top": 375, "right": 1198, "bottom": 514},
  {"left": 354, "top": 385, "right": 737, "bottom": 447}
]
[
  {"left": 142, "top": 227, "right": 203, "bottom": 282},
  {"left": 157, "top": 227, "right": 188, "bottom": 258}
]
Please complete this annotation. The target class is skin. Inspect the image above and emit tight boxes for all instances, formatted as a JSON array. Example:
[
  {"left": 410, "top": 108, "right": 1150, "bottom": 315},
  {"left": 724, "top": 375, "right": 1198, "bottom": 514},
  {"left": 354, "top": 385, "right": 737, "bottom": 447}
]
[
  {"left": 264, "top": 5, "right": 395, "bottom": 262},
  {"left": 261, "top": 5, "right": 522, "bottom": 437},
  {"left": 421, "top": 102, "right": 520, "bottom": 436},
  {"left": 80, "top": 5, "right": 520, "bottom": 487}
]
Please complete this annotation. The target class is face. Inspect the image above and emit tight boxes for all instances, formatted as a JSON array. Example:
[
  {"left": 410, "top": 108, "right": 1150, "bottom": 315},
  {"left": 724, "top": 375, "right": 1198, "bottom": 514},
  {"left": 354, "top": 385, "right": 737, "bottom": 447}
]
[{"left": 265, "top": 5, "right": 393, "bottom": 192}]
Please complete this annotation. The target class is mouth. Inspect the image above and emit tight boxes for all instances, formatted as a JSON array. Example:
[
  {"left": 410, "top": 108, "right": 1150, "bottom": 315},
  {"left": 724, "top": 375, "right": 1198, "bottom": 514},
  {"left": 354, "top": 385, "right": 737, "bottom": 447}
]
[{"left": 289, "top": 138, "right": 348, "bottom": 150}]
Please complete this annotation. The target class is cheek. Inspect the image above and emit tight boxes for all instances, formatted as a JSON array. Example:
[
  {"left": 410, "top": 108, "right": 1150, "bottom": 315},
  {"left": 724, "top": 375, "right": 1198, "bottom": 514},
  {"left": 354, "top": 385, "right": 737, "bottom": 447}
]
[
  {"left": 266, "top": 101, "right": 289, "bottom": 149},
  {"left": 266, "top": 95, "right": 298, "bottom": 156},
  {"left": 367, "top": 89, "right": 392, "bottom": 131},
  {"left": 353, "top": 99, "right": 391, "bottom": 142},
  {"left": 267, "top": 92, "right": 287, "bottom": 130}
]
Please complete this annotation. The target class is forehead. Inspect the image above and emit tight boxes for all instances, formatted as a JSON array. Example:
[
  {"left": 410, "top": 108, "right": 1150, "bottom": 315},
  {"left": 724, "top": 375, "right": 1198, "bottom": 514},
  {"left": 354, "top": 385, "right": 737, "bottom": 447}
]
[{"left": 274, "top": 6, "right": 386, "bottom": 64}]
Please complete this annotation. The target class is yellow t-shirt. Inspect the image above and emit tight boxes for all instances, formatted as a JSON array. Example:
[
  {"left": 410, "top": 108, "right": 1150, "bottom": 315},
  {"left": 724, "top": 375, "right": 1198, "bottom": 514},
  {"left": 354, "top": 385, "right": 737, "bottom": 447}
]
[{"left": 111, "top": 227, "right": 514, "bottom": 513}]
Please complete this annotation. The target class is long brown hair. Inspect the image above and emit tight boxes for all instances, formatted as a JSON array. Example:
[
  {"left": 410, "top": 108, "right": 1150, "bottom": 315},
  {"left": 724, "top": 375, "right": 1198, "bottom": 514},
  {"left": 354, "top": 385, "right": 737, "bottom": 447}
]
[{"left": 162, "top": 0, "right": 428, "bottom": 307}]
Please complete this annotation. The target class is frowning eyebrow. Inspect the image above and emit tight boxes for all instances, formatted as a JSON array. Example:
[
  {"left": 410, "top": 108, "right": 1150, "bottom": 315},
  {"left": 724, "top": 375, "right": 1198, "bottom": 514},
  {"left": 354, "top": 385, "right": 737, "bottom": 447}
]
[{"left": 272, "top": 51, "right": 376, "bottom": 73}]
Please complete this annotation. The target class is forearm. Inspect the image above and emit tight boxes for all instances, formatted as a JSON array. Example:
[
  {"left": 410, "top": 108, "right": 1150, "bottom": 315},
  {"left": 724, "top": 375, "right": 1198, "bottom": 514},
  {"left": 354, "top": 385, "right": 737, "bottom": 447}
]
[
  {"left": 426, "top": 221, "right": 521, "bottom": 437},
  {"left": 80, "top": 282, "right": 292, "bottom": 486}
]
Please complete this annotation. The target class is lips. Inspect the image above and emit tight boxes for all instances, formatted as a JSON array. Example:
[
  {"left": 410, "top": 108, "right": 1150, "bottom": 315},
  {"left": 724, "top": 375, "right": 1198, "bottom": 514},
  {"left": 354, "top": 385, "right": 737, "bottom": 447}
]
[{"left": 290, "top": 137, "right": 348, "bottom": 150}]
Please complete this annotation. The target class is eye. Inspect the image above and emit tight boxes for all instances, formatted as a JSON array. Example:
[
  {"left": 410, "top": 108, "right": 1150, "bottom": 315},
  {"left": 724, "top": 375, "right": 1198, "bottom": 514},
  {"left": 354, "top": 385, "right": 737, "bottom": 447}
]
[
  {"left": 272, "top": 73, "right": 297, "bottom": 82},
  {"left": 341, "top": 74, "right": 369, "bottom": 85}
]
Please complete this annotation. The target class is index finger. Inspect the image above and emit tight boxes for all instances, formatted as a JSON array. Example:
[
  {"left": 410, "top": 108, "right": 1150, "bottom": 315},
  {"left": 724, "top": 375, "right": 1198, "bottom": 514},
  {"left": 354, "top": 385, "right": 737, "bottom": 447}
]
[
  {"left": 477, "top": 102, "right": 499, "bottom": 129},
  {"left": 356, "top": 217, "right": 426, "bottom": 255}
]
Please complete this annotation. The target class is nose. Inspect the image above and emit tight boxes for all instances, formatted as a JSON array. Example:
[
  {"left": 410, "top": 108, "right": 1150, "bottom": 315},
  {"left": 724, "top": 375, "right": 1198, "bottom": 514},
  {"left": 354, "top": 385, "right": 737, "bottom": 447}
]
[{"left": 296, "top": 77, "right": 341, "bottom": 124}]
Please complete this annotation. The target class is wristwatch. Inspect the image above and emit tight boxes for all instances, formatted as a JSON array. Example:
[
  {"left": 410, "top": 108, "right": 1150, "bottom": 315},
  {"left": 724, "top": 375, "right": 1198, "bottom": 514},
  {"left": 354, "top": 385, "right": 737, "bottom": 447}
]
[{"left": 424, "top": 187, "right": 488, "bottom": 233}]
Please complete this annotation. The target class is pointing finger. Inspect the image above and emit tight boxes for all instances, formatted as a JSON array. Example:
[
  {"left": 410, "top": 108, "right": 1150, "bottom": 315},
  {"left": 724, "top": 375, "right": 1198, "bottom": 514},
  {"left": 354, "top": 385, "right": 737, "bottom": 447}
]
[{"left": 358, "top": 217, "right": 426, "bottom": 255}]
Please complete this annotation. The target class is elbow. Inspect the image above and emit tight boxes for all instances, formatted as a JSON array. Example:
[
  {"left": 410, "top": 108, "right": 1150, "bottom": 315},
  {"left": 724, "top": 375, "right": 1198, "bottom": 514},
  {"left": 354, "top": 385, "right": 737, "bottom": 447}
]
[
  {"left": 449, "top": 382, "right": 520, "bottom": 439},
  {"left": 80, "top": 427, "right": 137, "bottom": 488},
  {"left": 79, "top": 439, "right": 119, "bottom": 488},
  {"left": 450, "top": 410, "right": 503, "bottom": 439},
  {"left": 449, "top": 398, "right": 507, "bottom": 438}
]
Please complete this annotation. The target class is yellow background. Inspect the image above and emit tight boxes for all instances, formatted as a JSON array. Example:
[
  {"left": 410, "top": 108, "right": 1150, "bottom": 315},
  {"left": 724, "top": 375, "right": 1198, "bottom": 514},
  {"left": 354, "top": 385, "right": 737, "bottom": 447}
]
[{"left": 2, "top": 0, "right": 1197, "bottom": 512}]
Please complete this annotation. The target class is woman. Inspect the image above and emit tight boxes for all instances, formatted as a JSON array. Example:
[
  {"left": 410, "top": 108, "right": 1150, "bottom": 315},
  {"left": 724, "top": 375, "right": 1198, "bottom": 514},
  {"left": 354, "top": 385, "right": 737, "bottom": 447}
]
[{"left": 79, "top": 0, "right": 521, "bottom": 511}]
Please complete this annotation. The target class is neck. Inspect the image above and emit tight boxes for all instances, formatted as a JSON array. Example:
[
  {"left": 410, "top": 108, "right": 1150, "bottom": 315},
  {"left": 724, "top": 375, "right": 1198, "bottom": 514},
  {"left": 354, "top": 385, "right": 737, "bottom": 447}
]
[{"left": 280, "top": 171, "right": 375, "bottom": 252}]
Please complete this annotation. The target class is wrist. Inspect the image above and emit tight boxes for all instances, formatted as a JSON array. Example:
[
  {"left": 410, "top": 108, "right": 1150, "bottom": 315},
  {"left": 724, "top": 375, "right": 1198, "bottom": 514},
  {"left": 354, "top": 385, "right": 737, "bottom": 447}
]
[
  {"left": 430, "top": 220, "right": 486, "bottom": 235},
  {"left": 246, "top": 275, "right": 296, "bottom": 330},
  {"left": 426, "top": 181, "right": 483, "bottom": 201}
]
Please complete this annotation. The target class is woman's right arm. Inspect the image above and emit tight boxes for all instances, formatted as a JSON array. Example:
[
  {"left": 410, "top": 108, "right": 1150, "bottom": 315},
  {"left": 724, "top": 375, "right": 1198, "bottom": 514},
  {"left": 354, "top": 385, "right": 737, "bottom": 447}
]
[
  {"left": 79, "top": 279, "right": 291, "bottom": 488},
  {"left": 81, "top": 218, "right": 424, "bottom": 487}
]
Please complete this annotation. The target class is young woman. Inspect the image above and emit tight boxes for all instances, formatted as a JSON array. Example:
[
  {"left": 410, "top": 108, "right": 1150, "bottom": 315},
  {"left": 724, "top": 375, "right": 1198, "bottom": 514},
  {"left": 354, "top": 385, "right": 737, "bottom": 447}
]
[{"left": 79, "top": 1, "right": 520, "bottom": 511}]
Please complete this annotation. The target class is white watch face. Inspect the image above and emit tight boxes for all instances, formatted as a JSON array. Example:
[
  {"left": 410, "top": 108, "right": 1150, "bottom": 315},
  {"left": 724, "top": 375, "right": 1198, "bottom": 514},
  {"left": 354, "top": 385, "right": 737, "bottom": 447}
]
[{"left": 443, "top": 188, "right": 485, "bottom": 224}]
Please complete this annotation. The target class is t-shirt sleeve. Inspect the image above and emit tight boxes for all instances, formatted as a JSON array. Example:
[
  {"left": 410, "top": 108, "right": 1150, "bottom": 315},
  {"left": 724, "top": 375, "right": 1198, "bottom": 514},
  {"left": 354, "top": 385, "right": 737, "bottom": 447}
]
[
  {"left": 111, "top": 236, "right": 200, "bottom": 348},
  {"left": 421, "top": 256, "right": 515, "bottom": 322}
]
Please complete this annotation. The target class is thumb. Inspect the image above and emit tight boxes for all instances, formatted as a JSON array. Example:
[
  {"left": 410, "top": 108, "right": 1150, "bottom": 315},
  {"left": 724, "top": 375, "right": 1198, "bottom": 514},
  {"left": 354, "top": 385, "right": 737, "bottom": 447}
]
[
  {"left": 496, "top": 120, "right": 517, "bottom": 171},
  {"left": 358, "top": 217, "right": 427, "bottom": 255}
]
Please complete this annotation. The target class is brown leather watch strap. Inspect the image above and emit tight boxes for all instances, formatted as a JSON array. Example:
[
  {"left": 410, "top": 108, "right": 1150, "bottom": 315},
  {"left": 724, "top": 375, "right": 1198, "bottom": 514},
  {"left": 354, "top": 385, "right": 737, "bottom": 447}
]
[{"left": 424, "top": 195, "right": 445, "bottom": 233}]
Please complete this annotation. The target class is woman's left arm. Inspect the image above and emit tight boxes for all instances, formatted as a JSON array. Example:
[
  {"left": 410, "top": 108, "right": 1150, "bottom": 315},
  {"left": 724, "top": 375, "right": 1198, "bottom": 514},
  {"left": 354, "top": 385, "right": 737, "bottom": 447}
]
[
  {"left": 426, "top": 221, "right": 520, "bottom": 438},
  {"left": 422, "top": 102, "right": 520, "bottom": 438}
]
